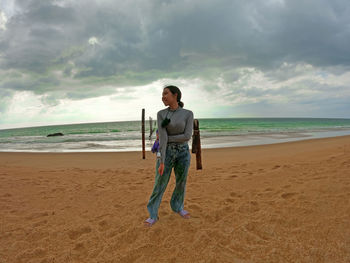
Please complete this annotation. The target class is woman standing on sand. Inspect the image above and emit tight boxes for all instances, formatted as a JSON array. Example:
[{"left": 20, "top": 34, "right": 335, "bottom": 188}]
[{"left": 144, "top": 85, "right": 194, "bottom": 227}]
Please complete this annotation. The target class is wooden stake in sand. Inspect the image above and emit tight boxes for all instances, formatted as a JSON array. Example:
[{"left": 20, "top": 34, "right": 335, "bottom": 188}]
[
  {"left": 142, "top": 109, "right": 145, "bottom": 159},
  {"left": 149, "top": 117, "right": 156, "bottom": 141},
  {"left": 149, "top": 117, "right": 153, "bottom": 140},
  {"left": 192, "top": 119, "right": 202, "bottom": 170}
]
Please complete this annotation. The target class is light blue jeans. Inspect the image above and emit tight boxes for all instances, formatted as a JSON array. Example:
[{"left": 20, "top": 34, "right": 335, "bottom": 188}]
[{"left": 147, "top": 143, "right": 191, "bottom": 220}]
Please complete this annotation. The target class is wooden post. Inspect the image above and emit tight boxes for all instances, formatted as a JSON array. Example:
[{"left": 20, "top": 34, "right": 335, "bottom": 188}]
[
  {"left": 192, "top": 119, "right": 202, "bottom": 170},
  {"left": 142, "top": 109, "right": 145, "bottom": 159},
  {"left": 149, "top": 117, "right": 153, "bottom": 140},
  {"left": 149, "top": 116, "right": 156, "bottom": 141}
]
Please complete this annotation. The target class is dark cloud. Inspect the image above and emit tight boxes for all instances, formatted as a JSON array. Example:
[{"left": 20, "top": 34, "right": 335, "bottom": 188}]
[
  {"left": 0, "top": 0, "right": 350, "bottom": 113},
  {"left": 2, "top": 0, "right": 349, "bottom": 76},
  {"left": 2, "top": 76, "right": 60, "bottom": 93},
  {"left": 0, "top": 1, "right": 78, "bottom": 72},
  {"left": 266, "top": 1, "right": 350, "bottom": 67}
]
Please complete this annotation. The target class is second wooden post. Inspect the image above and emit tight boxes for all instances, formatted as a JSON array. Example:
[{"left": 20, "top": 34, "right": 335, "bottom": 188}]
[
  {"left": 192, "top": 119, "right": 202, "bottom": 170},
  {"left": 142, "top": 109, "right": 145, "bottom": 159}
]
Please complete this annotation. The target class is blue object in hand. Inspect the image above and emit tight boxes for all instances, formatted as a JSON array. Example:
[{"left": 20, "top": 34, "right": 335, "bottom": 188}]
[{"left": 151, "top": 140, "right": 160, "bottom": 153}]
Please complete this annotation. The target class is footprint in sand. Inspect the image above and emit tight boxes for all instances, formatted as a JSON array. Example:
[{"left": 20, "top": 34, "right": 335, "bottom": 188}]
[
  {"left": 281, "top": 192, "right": 297, "bottom": 199},
  {"left": 51, "top": 187, "right": 65, "bottom": 193},
  {"left": 189, "top": 204, "right": 202, "bottom": 211},
  {"left": 98, "top": 219, "right": 111, "bottom": 232},
  {"left": 230, "top": 192, "right": 242, "bottom": 198},
  {"left": 224, "top": 198, "right": 235, "bottom": 203},
  {"left": 25, "top": 229, "right": 49, "bottom": 242},
  {"left": 32, "top": 220, "right": 48, "bottom": 228},
  {"left": 313, "top": 176, "right": 327, "bottom": 180},
  {"left": 244, "top": 222, "right": 270, "bottom": 242},
  {"left": 327, "top": 156, "right": 337, "bottom": 162},
  {"left": 16, "top": 247, "right": 47, "bottom": 262},
  {"left": 68, "top": 226, "right": 92, "bottom": 240},
  {"left": 73, "top": 242, "right": 86, "bottom": 251},
  {"left": 25, "top": 211, "right": 49, "bottom": 220},
  {"left": 238, "top": 201, "right": 260, "bottom": 213}
]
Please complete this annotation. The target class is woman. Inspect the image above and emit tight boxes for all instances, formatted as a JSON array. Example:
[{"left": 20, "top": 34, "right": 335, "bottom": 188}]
[{"left": 144, "top": 85, "right": 194, "bottom": 227}]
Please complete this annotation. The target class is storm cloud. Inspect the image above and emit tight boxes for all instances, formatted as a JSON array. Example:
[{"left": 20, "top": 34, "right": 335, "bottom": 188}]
[{"left": 0, "top": 0, "right": 350, "bottom": 127}]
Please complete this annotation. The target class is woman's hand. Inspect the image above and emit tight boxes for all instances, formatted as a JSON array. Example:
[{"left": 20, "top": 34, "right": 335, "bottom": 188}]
[{"left": 158, "top": 163, "right": 164, "bottom": 176}]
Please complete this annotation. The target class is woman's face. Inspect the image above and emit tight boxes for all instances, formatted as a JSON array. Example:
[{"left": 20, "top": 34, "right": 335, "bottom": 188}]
[{"left": 162, "top": 88, "right": 177, "bottom": 106}]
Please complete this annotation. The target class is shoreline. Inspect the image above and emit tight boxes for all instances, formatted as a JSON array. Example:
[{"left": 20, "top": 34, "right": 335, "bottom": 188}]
[
  {"left": 1, "top": 135, "right": 350, "bottom": 168},
  {"left": 200, "top": 128, "right": 350, "bottom": 149}
]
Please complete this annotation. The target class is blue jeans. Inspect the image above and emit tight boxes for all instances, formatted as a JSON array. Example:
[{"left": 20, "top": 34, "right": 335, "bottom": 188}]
[{"left": 147, "top": 143, "right": 191, "bottom": 220}]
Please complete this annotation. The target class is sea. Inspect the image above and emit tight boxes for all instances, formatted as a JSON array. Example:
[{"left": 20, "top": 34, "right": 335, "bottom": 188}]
[{"left": 1, "top": 118, "right": 350, "bottom": 152}]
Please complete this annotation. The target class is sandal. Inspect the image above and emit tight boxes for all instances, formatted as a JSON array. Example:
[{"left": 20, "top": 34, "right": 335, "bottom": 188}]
[
  {"left": 178, "top": 209, "right": 190, "bottom": 219},
  {"left": 144, "top": 218, "right": 157, "bottom": 227}
]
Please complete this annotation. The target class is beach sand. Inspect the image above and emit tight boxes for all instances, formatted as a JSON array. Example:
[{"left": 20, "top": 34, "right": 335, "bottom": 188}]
[{"left": 0, "top": 136, "right": 350, "bottom": 263}]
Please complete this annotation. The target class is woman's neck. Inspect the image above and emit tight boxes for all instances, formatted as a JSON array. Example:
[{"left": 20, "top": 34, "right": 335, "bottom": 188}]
[{"left": 169, "top": 102, "right": 179, "bottom": 111}]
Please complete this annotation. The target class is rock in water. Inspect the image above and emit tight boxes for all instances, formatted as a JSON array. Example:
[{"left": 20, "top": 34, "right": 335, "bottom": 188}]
[{"left": 47, "top": 133, "right": 64, "bottom": 137}]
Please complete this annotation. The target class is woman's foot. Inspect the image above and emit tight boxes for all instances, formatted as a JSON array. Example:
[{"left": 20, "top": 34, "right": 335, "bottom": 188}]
[
  {"left": 144, "top": 218, "right": 157, "bottom": 227},
  {"left": 178, "top": 209, "right": 190, "bottom": 219}
]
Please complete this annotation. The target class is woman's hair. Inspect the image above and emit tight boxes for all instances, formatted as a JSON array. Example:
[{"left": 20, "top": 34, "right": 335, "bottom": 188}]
[{"left": 164, "top": 85, "right": 184, "bottom": 107}]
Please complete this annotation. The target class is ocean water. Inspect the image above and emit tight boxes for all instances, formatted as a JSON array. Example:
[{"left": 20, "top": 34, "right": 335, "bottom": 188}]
[{"left": 1, "top": 118, "right": 350, "bottom": 152}]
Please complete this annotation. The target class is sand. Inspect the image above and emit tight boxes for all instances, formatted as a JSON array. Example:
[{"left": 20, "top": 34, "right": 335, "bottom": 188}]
[{"left": 0, "top": 136, "right": 350, "bottom": 263}]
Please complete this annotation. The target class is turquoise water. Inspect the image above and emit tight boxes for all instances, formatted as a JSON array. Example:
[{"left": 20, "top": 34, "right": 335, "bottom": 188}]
[
  {"left": 1, "top": 118, "right": 350, "bottom": 152},
  {"left": 199, "top": 118, "right": 350, "bottom": 134}
]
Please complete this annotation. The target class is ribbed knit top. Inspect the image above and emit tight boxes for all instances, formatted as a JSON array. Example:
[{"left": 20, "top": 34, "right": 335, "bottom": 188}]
[{"left": 157, "top": 107, "right": 194, "bottom": 163}]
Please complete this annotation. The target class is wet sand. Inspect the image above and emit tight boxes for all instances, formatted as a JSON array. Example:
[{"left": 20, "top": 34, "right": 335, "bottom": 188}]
[{"left": 0, "top": 136, "right": 350, "bottom": 262}]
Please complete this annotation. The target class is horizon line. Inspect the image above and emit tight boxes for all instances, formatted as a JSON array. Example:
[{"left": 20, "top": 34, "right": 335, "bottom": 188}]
[{"left": 1, "top": 116, "right": 350, "bottom": 131}]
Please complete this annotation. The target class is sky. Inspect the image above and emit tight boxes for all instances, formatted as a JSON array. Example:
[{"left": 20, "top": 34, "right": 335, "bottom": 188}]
[{"left": 0, "top": 0, "right": 350, "bottom": 129}]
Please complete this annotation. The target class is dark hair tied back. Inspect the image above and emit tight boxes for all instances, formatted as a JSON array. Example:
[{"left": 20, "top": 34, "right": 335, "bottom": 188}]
[{"left": 164, "top": 85, "right": 184, "bottom": 107}]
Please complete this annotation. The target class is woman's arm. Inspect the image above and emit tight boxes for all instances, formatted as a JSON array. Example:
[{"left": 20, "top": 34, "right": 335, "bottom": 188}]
[
  {"left": 157, "top": 111, "right": 168, "bottom": 164},
  {"left": 167, "top": 111, "right": 194, "bottom": 143}
]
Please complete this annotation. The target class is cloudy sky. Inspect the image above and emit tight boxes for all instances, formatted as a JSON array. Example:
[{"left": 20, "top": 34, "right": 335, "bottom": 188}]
[{"left": 0, "top": 0, "right": 349, "bottom": 129}]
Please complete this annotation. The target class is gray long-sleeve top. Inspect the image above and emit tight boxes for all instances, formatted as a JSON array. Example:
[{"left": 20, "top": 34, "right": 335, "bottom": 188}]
[{"left": 157, "top": 107, "right": 194, "bottom": 163}]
